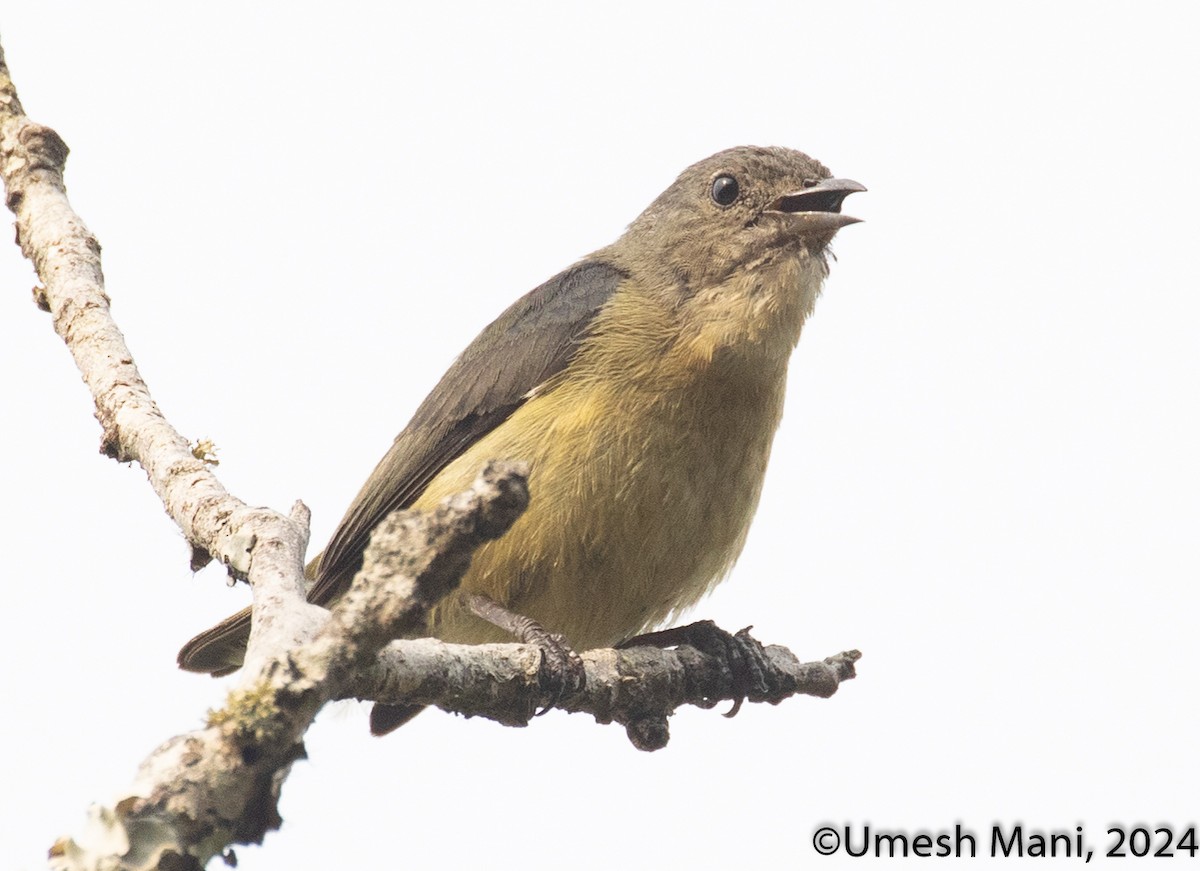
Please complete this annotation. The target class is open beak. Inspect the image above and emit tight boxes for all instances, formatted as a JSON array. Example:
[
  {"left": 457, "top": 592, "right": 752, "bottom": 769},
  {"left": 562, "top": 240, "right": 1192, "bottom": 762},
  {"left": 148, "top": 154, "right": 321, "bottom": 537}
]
[{"left": 766, "top": 177, "right": 866, "bottom": 232}]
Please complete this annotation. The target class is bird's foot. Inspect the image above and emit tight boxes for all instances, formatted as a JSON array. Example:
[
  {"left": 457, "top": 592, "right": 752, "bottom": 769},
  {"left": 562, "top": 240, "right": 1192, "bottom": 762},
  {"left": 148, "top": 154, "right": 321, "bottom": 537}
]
[
  {"left": 619, "top": 620, "right": 779, "bottom": 716},
  {"left": 464, "top": 593, "right": 585, "bottom": 712}
]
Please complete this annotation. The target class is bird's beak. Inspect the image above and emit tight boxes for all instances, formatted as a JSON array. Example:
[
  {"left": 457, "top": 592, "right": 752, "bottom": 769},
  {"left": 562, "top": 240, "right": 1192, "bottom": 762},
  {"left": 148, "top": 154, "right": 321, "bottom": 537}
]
[{"left": 766, "top": 177, "right": 866, "bottom": 232}]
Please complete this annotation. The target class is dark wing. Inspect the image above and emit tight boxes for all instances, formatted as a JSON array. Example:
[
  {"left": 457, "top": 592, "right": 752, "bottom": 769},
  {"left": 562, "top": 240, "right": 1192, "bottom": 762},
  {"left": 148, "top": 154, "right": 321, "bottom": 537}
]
[{"left": 307, "top": 260, "right": 626, "bottom": 605}]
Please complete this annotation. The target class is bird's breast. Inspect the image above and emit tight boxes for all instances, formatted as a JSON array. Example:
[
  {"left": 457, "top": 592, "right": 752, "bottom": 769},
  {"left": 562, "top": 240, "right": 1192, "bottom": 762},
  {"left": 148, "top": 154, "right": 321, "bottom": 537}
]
[{"left": 417, "top": 282, "right": 800, "bottom": 649}]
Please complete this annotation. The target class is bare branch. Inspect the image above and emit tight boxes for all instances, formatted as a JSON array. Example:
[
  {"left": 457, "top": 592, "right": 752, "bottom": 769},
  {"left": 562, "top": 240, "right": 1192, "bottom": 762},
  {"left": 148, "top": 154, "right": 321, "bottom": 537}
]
[
  {"left": 349, "top": 638, "right": 861, "bottom": 748},
  {"left": 47, "top": 462, "right": 530, "bottom": 871},
  {"left": 0, "top": 41, "right": 305, "bottom": 584}
]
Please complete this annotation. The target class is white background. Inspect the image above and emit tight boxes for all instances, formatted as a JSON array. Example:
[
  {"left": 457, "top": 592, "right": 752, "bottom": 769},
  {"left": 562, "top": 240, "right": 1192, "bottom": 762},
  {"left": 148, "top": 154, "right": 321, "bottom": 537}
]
[{"left": 2, "top": 3, "right": 1198, "bottom": 869}]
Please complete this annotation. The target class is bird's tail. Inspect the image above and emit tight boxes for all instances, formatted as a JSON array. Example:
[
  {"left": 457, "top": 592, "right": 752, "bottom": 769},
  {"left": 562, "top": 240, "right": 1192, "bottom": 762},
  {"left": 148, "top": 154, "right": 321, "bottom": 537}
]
[{"left": 177, "top": 606, "right": 252, "bottom": 677}]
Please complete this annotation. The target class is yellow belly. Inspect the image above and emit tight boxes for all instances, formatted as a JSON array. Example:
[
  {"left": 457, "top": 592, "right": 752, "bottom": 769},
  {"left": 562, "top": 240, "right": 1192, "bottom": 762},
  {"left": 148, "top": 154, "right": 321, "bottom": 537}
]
[
  {"left": 411, "top": 252, "right": 821, "bottom": 649},
  {"left": 413, "top": 339, "right": 790, "bottom": 649}
]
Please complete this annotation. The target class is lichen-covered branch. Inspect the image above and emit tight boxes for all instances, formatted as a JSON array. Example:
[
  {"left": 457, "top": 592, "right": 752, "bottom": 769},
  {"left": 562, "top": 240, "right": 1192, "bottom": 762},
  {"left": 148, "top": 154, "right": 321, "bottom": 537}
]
[
  {"left": 48, "top": 462, "right": 531, "bottom": 871},
  {"left": 0, "top": 42, "right": 305, "bottom": 587},
  {"left": 350, "top": 637, "right": 861, "bottom": 748},
  {"left": 0, "top": 38, "right": 318, "bottom": 735}
]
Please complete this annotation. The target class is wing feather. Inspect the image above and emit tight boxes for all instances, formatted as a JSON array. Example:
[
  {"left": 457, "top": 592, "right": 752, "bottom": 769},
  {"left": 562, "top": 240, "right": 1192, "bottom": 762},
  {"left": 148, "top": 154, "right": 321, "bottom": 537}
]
[{"left": 307, "top": 260, "right": 626, "bottom": 605}]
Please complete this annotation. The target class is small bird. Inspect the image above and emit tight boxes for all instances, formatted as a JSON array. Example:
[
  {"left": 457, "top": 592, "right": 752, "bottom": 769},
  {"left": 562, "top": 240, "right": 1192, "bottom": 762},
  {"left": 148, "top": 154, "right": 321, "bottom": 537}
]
[{"left": 179, "top": 146, "right": 863, "bottom": 733}]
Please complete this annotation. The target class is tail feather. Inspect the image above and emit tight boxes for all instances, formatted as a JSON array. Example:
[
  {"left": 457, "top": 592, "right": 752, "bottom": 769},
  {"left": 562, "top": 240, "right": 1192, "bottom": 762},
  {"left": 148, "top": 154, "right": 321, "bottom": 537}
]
[
  {"left": 370, "top": 703, "right": 426, "bottom": 735},
  {"left": 177, "top": 605, "right": 253, "bottom": 676}
]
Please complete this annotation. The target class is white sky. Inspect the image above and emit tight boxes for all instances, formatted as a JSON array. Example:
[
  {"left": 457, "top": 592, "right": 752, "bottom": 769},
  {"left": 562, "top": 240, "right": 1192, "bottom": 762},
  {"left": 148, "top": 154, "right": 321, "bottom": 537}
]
[{"left": 2, "top": 3, "right": 1198, "bottom": 869}]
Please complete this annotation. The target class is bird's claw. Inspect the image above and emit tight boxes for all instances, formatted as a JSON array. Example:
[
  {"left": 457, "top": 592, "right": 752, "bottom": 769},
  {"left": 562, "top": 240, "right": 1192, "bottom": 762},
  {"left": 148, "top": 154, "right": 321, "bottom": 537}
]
[
  {"left": 619, "top": 620, "right": 780, "bottom": 715},
  {"left": 464, "top": 593, "right": 585, "bottom": 713},
  {"left": 533, "top": 631, "right": 586, "bottom": 715}
]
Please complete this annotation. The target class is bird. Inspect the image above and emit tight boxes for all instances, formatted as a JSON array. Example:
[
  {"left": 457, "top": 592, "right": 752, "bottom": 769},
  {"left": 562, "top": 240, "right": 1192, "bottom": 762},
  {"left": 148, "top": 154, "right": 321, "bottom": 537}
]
[{"left": 178, "top": 145, "right": 863, "bottom": 734}]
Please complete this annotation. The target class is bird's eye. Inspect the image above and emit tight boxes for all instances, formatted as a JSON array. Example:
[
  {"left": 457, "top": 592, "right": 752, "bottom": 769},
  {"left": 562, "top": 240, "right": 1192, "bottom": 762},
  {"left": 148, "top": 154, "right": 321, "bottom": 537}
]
[{"left": 711, "top": 175, "right": 740, "bottom": 207}]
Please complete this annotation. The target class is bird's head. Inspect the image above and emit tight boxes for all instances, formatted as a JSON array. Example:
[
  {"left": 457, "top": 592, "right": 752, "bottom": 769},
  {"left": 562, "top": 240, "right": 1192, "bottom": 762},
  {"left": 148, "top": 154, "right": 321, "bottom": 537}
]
[{"left": 619, "top": 145, "right": 864, "bottom": 293}]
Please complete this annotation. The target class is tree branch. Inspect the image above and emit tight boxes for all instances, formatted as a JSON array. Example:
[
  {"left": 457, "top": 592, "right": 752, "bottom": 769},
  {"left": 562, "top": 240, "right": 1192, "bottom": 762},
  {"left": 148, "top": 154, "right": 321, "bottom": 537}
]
[
  {"left": 46, "top": 461, "right": 531, "bottom": 871},
  {"left": 349, "top": 638, "right": 861, "bottom": 749},
  {"left": 0, "top": 42, "right": 305, "bottom": 586}
]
